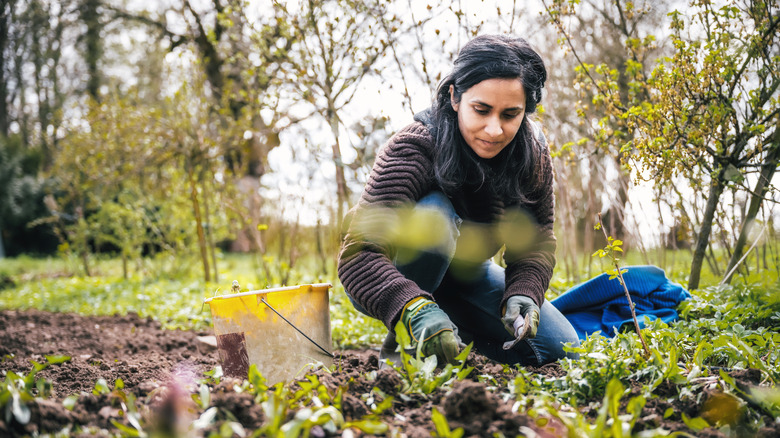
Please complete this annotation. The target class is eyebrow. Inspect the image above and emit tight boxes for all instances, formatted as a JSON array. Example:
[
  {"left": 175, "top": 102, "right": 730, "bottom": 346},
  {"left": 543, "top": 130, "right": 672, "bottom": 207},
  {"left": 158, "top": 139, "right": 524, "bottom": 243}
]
[{"left": 470, "top": 99, "right": 524, "bottom": 111}]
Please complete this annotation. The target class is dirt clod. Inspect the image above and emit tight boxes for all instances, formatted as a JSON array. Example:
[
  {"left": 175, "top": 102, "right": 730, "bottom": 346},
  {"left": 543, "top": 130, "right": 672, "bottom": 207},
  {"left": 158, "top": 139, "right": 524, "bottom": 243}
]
[
  {"left": 375, "top": 368, "right": 402, "bottom": 395},
  {"left": 443, "top": 380, "right": 499, "bottom": 434}
]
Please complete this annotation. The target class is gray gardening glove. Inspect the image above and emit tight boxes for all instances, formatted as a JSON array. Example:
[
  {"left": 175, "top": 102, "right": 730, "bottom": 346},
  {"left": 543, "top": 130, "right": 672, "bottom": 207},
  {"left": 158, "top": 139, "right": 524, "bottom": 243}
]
[
  {"left": 501, "top": 295, "right": 540, "bottom": 350},
  {"left": 397, "top": 297, "right": 461, "bottom": 365}
]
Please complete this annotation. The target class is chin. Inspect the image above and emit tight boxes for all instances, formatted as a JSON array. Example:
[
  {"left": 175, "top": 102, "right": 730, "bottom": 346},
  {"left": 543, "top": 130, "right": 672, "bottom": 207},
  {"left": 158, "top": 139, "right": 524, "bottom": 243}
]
[{"left": 476, "top": 147, "right": 504, "bottom": 159}]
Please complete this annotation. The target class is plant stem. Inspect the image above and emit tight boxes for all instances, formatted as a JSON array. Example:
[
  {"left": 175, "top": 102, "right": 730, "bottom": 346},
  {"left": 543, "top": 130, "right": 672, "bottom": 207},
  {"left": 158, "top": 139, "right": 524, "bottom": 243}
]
[{"left": 598, "top": 213, "right": 651, "bottom": 356}]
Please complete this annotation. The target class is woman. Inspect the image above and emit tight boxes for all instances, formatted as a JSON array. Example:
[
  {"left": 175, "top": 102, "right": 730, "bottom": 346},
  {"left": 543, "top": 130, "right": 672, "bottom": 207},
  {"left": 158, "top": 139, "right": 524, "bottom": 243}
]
[{"left": 338, "top": 35, "right": 579, "bottom": 366}]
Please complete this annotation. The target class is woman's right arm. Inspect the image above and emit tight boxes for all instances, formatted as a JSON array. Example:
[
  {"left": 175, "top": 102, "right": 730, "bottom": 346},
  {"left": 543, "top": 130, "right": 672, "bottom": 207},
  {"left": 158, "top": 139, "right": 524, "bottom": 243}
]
[{"left": 337, "top": 123, "right": 436, "bottom": 329}]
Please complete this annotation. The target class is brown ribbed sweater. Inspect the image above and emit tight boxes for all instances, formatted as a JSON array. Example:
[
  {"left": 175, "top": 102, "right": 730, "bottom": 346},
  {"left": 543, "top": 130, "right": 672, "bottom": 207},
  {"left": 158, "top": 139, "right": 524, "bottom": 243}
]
[{"left": 337, "top": 121, "right": 556, "bottom": 329}]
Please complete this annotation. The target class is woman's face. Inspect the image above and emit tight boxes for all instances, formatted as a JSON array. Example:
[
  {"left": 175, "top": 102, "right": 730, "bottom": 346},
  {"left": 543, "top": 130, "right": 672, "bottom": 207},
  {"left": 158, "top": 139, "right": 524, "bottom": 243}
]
[{"left": 450, "top": 78, "right": 526, "bottom": 159}]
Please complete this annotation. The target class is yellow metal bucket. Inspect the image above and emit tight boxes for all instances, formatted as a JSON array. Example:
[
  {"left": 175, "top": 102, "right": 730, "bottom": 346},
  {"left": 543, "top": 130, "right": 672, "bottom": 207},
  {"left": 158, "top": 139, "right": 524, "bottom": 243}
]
[{"left": 204, "top": 283, "right": 332, "bottom": 384}]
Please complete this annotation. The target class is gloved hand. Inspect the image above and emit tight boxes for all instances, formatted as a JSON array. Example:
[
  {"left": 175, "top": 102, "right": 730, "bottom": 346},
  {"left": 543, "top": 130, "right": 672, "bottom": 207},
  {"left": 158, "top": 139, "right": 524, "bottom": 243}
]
[
  {"left": 397, "top": 297, "right": 461, "bottom": 365},
  {"left": 501, "top": 295, "right": 540, "bottom": 349}
]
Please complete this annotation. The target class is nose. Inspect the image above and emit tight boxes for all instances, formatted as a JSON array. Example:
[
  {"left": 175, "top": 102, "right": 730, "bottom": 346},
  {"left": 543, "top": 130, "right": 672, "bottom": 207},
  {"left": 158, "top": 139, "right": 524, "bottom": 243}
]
[{"left": 485, "top": 116, "right": 502, "bottom": 137}]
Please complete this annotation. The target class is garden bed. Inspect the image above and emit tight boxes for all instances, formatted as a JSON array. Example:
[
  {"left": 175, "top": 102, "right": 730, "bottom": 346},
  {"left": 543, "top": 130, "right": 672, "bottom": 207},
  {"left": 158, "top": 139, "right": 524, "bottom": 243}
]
[{"left": 1, "top": 309, "right": 777, "bottom": 437}]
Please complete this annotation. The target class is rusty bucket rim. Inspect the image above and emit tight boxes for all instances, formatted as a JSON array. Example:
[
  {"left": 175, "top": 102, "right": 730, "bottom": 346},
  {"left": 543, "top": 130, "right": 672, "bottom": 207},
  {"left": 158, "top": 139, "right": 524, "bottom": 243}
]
[{"left": 203, "top": 282, "right": 332, "bottom": 304}]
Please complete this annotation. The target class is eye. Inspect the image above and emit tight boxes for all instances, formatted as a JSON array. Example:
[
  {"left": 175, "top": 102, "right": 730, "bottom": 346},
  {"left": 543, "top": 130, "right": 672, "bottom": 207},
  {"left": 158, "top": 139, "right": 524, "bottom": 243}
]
[
  {"left": 502, "top": 111, "right": 522, "bottom": 119},
  {"left": 473, "top": 106, "right": 489, "bottom": 115}
]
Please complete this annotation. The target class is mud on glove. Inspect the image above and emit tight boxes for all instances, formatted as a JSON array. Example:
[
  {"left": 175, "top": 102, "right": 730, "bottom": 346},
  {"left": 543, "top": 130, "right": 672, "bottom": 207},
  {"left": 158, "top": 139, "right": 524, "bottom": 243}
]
[
  {"left": 397, "top": 297, "right": 461, "bottom": 365},
  {"left": 501, "top": 295, "right": 540, "bottom": 350}
]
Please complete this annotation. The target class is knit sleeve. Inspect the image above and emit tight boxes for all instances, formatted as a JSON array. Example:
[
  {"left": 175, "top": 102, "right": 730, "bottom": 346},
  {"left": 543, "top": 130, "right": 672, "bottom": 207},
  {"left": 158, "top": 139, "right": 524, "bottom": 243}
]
[
  {"left": 502, "top": 126, "right": 557, "bottom": 309},
  {"left": 337, "top": 123, "right": 436, "bottom": 328}
]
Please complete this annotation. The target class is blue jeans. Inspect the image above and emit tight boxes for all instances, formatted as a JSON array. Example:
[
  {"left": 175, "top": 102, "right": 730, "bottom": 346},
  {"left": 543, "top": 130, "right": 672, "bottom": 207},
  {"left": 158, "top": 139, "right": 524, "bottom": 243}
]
[{"left": 352, "top": 191, "right": 580, "bottom": 366}]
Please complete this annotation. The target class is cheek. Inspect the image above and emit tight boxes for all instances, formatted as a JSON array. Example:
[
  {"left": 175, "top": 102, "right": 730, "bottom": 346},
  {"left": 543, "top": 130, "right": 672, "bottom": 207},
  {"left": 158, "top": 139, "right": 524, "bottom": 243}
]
[
  {"left": 458, "top": 110, "right": 478, "bottom": 133},
  {"left": 456, "top": 111, "right": 471, "bottom": 136},
  {"left": 508, "top": 116, "right": 525, "bottom": 136}
]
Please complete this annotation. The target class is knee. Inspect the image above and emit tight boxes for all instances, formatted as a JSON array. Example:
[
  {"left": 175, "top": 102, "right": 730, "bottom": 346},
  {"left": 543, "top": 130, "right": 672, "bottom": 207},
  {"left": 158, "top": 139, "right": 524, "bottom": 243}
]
[
  {"left": 531, "top": 333, "right": 579, "bottom": 365},
  {"left": 536, "top": 301, "right": 582, "bottom": 363},
  {"left": 412, "top": 191, "right": 461, "bottom": 255}
]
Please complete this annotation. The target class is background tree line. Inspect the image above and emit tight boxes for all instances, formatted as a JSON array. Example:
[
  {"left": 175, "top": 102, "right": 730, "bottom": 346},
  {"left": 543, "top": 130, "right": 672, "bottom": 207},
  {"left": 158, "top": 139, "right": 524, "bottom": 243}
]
[{"left": 0, "top": 0, "right": 777, "bottom": 289}]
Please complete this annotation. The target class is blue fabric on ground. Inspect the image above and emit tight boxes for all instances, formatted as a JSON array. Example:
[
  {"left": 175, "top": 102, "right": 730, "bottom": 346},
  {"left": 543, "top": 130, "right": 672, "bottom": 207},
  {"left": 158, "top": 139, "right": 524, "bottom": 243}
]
[{"left": 550, "top": 265, "right": 691, "bottom": 340}]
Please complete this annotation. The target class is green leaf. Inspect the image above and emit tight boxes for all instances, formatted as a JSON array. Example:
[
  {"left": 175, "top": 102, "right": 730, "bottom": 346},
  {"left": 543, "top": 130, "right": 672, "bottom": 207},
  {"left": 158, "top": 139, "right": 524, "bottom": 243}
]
[
  {"left": 93, "top": 378, "right": 110, "bottom": 395},
  {"left": 627, "top": 395, "right": 646, "bottom": 417},
  {"left": 370, "top": 395, "right": 394, "bottom": 414},
  {"left": 431, "top": 407, "right": 451, "bottom": 435},
  {"left": 126, "top": 411, "right": 145, "bottom": 435},
  {"left": 344, "top": 419, "right": 388, "bottom": 434},
  {"left": 11, "top": 393, "right": 31, "bottom": 424},
  {"left": 45, "top": 355, "right": 71, "bottom": 365},
  {"left": 421, "top": 355, "right": 437, "bottom": 375},
  {"left": 197, "top": 383, "right": 210, "bottom": 409},
  {"left": 395, "top": 321, "right": 412, "bottom": 350},
  {"left": 205, "top": 366, "right": 224, "bottom": 384},
  {"left": 455, "top": 342, "right": 472, "bottom": 362},
  {"left": 110, "top": 419, "right": 144, "bottom": 437},
  {"left": 221, "top": 422, "right": 246, "bottom": 438},
  {"left": 63, "top": 394, "right": 79, "bottom": 411},
  {"left": 749, "top": 387, "right": 780, "bottom": 417},
  {"left": 192, "top": 407, "right": 218, "bottom": 430},
  {"left": 587, "top": 352, "right": 610, "bottom": 361},
  {"left": 664, "top": 407, "right": 674, "bottom": 419},
  {"left": 681, "top": 413, "right": 710, "bottom": 431},
  {"left": 30, "top": 360, "right": 47, "bottom": 374},
  {"left": 457, "top": 366, "right": 474, "bottom": 381}
]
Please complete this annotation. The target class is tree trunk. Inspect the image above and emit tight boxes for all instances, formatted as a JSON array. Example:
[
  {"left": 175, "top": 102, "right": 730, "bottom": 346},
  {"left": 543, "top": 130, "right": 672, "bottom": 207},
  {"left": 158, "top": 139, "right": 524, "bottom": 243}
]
[
  {"left": 316, "top": 219, "right": 327, "bottom": 277},
  {"left": 81, "top": 249, "right": 91, "bottom": 277},
  {"left": 657, "top": 195, "right": 666, "bottom": 269},
  {"left": 75, "top": 209, "right": 91, "bottom": 277},
  {"left": 121, "top": 251, "right": 128, "bottom": 280},
  {"left": 328, "top": 105, "right": 348, "bottom": 233},
  {"left": 201, "top": 171, "right": 219, "bottom": 284},
  {"left": 0, "top": 226, "right": 5, "bottom": 258},
  {"left": 723, "top": 139, "right": 780, "bottom": 284},
  {"left": 80, "top": 0, "right": 102, "bottom": 101},
  {"left": 688, "top": 170, "right": 726, "bottom": 290},
  {"left": 584, "top": 156, "right": 598, "bottom": 277},
  {"left": 557, "top": 172, "right": 579, "bottom": 283},
  {"left": 0, "top": 0, "right": 10, "bottom": 137},
  {"left": 188, "top": 165, "right": 211, "bottom": 283},
  {"left": 706, "top": 244, "right": 722, "bottom": 277}
]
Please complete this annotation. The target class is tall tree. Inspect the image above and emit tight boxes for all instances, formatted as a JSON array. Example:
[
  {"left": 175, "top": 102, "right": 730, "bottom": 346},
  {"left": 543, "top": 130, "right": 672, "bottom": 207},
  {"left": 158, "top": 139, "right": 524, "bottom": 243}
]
[
  {"left": 546, "top": 0, "right": 780, "bottom": 289},
  {"left": 109, "top": 1, "right": 304, "bottom": 254},
  {"left": 542, "top": 0, "right": 671, "bottom": 253},
  {"left": 282, "top": 0, "right": 391, "bottom": 230},
  {"left": 21, "top": 0, "right": 70, "bottom": 170}
]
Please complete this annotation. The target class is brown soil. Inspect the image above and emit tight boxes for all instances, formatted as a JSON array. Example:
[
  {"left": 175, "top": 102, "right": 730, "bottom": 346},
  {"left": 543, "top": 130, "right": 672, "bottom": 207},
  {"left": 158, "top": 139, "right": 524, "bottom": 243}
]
[{"left": 1, "top": 309, "right": 777, "bottom": 437}]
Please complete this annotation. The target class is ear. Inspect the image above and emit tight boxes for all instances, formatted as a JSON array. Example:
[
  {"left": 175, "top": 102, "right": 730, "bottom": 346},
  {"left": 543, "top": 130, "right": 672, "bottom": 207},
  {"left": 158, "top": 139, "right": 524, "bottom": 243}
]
[{"left": 449, "top": 85, "right": 459, "bottom": 112}]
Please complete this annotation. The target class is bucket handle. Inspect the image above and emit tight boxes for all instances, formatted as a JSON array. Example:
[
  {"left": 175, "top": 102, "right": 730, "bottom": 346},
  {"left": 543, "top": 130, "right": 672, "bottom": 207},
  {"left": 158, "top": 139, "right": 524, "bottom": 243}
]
[{"left": 260, "top": 297, "right": 334, "bottom": 359}]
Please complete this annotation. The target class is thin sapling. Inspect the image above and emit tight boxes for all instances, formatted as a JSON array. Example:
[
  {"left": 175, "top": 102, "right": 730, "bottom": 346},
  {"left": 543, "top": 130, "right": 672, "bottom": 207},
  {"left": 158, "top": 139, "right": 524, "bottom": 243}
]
[{"left": 593, "top": 213, "right": 651, "bottom": 356}]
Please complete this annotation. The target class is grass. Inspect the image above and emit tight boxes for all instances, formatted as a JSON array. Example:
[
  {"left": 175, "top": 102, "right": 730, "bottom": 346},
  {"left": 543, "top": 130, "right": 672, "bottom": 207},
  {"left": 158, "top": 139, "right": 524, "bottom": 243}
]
[
  {"left": 0, "top": 253, "right": 387, "bottom": 338},
  {"left": 0, "top": 250, "right": 777, "bottom": 338}
]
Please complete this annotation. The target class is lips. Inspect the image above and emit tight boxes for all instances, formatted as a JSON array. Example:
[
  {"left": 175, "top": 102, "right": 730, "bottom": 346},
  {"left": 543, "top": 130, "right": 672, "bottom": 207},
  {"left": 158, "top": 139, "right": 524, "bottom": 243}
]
[{"left": 479, "top": 139, "right": 502, "bottom": 147}]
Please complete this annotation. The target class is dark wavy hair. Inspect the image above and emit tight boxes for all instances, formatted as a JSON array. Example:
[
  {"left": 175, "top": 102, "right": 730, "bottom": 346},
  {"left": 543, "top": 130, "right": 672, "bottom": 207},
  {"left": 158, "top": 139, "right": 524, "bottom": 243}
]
[{"left": 430, "top": 35, "right": 548, "bottom": 203}]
